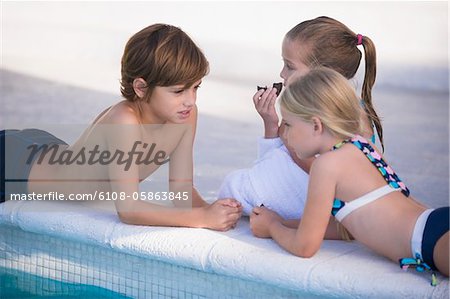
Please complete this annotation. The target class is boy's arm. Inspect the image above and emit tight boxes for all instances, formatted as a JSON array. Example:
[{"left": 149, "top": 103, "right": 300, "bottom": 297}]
[{"left": 115, "top": 194, "right": 241, "bottom": 231}]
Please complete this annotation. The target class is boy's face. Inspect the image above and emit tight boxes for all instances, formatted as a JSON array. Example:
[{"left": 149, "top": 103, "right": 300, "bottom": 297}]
[
  {"left": 148, "top": 80, "right": 202, "bottom": 124},
  {"left": 280, "top": 38, "right": 311, "bottom": 87}
]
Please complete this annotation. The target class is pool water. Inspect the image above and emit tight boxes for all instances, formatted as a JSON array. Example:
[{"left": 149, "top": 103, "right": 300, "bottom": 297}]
[
  {"left": 0, "top": 267, "right": 130, "bottom": 299},
  {"left": 1, "top": 225, "right": 319, "bottom": 298}
]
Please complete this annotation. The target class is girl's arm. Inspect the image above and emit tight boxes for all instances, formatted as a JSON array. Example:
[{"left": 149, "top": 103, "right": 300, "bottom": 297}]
[
  {"left": 281, "top": 217, "right": 346, "bottom": 240},
  {"left": 253, "top": 88, "right": 279, "bottom": 138},
  {"left": 251, "top": 155, "right": 336, "bottom": 257}
]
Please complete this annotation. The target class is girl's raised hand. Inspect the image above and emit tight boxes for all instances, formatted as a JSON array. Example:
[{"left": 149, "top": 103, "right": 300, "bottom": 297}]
[
  {"left": 253, "top": 87, "right": 280, "bottom": 138},
  {"left": 250, "top": 206, "right": 283, "bottom": 238}
]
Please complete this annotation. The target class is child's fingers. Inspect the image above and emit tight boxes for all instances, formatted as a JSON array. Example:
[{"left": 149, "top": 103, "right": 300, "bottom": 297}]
[
  {"left": 222, "top": 215, "right": 240, "bottom": 231},
  {"left": 228, "top": 217, "right": 240, "bottom": 228},
  {"left": 253, "top": 89, "right": 266, "bottom": 106},
  {"left": 228, "top": 204, "right": 243, "bottom": 214},
  {"left": 273, "top": 86, "right": 281, "bottom": 97},
  {"left": 261, "top": 88, "right": 277, "bottom": 110},
  {"left": 270, "top": 93, "right": 277, "bottom": 106},
  {"left": 252, "top": 206, "right": 263, "bottom": 215},
  {"left": 228, "top": 211, "right": 241, "bottom": 222},
  {"left": 219, "top": 198, "right": 240, "bottom": 208},
  {"left": 262, "top": 87, "right": 275, "bottom": 101},
  {"left": 257, "top": 88, "right": 273, "bottom": 106},
  {"left": 225, "top": 206, "right": 242, "bottom": 215}
]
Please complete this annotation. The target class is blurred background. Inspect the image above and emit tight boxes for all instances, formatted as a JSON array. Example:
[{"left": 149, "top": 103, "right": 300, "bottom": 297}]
[
  {"left": 1, "top": 1, "right": 449, "bottom": 206},
  {"left": 2, "top": 1, "right": 448, "bottom": 118}
]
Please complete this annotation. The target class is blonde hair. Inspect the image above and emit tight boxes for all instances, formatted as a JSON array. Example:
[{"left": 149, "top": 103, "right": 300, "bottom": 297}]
[
  {"left": 337, "top": 222, "right": 353, "bottom": 242},
  {"left": 280, "top": 67, "right": 365, "bottom": 140},
  {"left": 280, "top": 67, "right": 363, "bottom": 241},
  {"left": 285, "top": 16, "right": 383, "bottom": 150}
]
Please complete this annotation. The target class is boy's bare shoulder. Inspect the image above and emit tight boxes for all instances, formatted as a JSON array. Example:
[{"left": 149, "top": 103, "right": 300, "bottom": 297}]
[{"left": 99, "top": 101, "right": 140, "bottom": 125}]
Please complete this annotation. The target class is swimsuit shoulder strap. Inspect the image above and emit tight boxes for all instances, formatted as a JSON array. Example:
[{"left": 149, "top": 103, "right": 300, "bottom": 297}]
[{"left": 336, "top": 135, "right": 410, "bottom": 197}]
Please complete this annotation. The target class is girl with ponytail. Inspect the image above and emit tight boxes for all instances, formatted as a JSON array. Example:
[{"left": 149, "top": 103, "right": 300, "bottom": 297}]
[
  {"left": 281, "top": 16, "right": 382, "bottom": 149},
  {"left": 218, "top": 17, "right": 383, "bottom": 240}
]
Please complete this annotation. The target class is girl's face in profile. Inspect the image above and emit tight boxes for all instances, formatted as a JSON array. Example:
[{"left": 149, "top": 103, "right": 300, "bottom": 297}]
[
  {"left": 280, "top": 106, "right": 317, "bottom": 160},
  {"left": 280, "top": 38, "right": 311, "bottom": 87},
  {"left": 148, "top": 80, "right": 202, "bottom": 124}
]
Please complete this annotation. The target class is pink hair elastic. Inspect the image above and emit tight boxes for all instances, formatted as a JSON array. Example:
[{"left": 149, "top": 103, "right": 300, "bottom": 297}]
[{"left": 356, "top": 34, "right": 363, "bottom": 45}]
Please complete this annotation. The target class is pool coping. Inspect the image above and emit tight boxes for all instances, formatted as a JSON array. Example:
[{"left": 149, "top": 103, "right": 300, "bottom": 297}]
[{"left": 0, "top": 200, "right": 448, "bottom": 298}]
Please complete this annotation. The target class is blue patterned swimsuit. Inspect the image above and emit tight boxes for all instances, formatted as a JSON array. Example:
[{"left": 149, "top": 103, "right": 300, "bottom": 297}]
[
  {"left": 329, "top": 135, "right": 448, "bottom": 286},
  {"left": 331, "top": 135, "right": 409, "bottom": 221}
]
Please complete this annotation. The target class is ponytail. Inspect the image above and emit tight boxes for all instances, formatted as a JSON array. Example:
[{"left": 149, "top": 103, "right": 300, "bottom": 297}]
[{"left": 360, "top": 35, "right": 384, "bottom": 151}]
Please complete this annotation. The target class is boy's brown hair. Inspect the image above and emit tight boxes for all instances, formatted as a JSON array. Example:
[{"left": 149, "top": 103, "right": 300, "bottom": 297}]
[{"left": 120, "top": 24, "right": 209, "bottom": 102}]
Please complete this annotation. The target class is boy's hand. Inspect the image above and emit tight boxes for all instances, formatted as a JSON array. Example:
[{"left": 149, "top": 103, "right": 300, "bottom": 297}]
[
  {"left": 202, "top": 198, "right": 242, "bottom": 231},
  {"left": 253, "top": 87, "right": 280, "bottom": 138}
]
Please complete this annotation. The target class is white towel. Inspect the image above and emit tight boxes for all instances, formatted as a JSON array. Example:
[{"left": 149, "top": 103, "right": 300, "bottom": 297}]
[{"left": 218, "top": 137, "right": 308, "bottom": 219}]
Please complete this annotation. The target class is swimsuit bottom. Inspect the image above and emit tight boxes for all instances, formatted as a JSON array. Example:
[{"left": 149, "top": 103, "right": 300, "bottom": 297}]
[
  {"left": 0, "top": 129, "right": 67, "bottom": 203},
  {"left": 411, "top": 206, "right": 449, "bottom": 270}
]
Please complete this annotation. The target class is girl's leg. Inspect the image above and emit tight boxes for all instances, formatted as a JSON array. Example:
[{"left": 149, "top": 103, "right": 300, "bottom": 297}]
[{"left": 433, "top": 231, "right": 449, "bottom": 276}]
